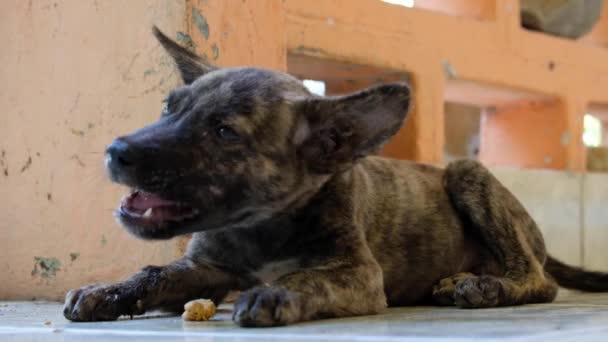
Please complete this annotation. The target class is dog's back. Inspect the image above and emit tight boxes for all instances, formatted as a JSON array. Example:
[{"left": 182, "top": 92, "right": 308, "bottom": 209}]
[{"left": 343, "top": 157, "right": 482, "bottom": 304}]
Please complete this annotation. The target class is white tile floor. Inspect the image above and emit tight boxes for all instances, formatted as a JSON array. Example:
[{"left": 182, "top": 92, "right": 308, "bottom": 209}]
[{"left": 2, "top": 291, "right": 608, "bottom": 341}]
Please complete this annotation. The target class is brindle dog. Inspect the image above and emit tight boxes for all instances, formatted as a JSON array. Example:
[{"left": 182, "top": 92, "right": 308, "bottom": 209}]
[{"left": 63, "top": 27, "right": 608, "bottom": 327}]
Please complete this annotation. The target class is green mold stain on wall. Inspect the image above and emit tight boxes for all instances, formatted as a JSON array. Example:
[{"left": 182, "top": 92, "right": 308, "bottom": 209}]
[
  {"left": 69, "top": 252, "right": 80, "bottom": 262},
  {"left": 192, "top": 6, "right": 210, "bottom": 40},
  {"left": 211, "top": 43, "right": 219, "bottom": 60},
  {"left": 31, "top": 257, "right": 61, "bottom": 279},
  {"left": 176, "top": 32, "right": 196, "bottom": 51}
]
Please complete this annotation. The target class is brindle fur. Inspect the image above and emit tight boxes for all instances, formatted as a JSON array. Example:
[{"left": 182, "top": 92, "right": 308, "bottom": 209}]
[{"left": 64, "top": 27, "right": 608, "bottom": 326}]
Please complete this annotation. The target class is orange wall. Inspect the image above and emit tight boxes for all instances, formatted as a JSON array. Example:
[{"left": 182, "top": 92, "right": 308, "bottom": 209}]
[
  {"left": 284, "top": 0, "right": 608, "bottom": 170},
  {"left": 479, "top": 101, "right": 569, "bottom": 169},
  {"left": 0, "top": 0, "right": 187, "bottom": 300},
  {"left": 0, "top": 0, "right": 287, "bottom": 300}
]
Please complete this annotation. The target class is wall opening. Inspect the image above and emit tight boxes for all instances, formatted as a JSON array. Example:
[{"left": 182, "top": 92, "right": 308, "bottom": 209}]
[
  {"left": 379, "top": 0, "right": 495, "bottom": 20},
  {"left": 444, "top": 79, "right": 564, "bottom": 169},
  {"left": 585, "top": 104, "right": 608, "bottom": 172},
  {"left": 288, "top": 55, "right": 410, "bottom": 96},
  {"left": 443, "top": 103, "right": 481, "bottom": 163},
  {"left": 381, "top": 0, "right": 414, "bottom": 8},
  {"left": 302, "top": 80, "right": 326, "bottom": 96},
  {"left": 583, "top": 114, "right": 603, "bottom": 147}
]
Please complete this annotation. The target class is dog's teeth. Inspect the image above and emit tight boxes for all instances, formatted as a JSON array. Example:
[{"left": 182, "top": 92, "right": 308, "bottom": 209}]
[{"left": 143, "top": 208, "right": 153, "bottom": 218}]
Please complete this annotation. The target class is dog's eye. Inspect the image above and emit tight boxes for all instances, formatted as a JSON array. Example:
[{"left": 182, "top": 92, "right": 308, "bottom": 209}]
[
  {"left": 161, "top": 98, "right": 172, "bottom": 117},
  {"left": 216, "top": 126, "right": 240, "bottom": 142},
  {"left": 161, "top": 104, "right": 170, "bottom": 117}
]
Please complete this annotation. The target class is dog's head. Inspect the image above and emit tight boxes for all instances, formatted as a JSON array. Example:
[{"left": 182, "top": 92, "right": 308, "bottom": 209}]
[{"left": 105, "top": 27, "right": 411, "bottom": 239}]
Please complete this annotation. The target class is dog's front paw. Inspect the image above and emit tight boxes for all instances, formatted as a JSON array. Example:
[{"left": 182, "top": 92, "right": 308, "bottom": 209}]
[
  {"left": 233, "top": 286, "right": 301, "bottom": 327},
  {"left": 63, "top": 284, "right": 139, "bottom": 322},
  {"left": 454, "top": 275, "right": 505, "bottom": 308}
]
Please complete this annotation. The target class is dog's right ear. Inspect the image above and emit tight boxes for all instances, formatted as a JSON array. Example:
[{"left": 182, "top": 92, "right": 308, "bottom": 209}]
[
  {"left": 294, "top": 83, "right": 411, "bottom": 174},
  {"left": 153, "top": 26, "right": 216, "bottom": 84}
]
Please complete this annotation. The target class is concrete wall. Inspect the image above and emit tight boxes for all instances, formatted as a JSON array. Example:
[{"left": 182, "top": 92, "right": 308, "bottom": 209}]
[
  {"left": 583, "top": 173, "right": 608, "bottom": 270},
  {"left": 0, "top": 0, "right": 187, "bottom": 300},
  {"left": 492, "top": 169, "right": 582, "bottom": 266},
  {"left": 0, "top": 0, "right": 288, "bottom": 301},
  {"left": 444, "top": 103, "right": 480, "bottom": 162},
  {"left": 492, "top": 168, "right": 608, "bottom": 271}
]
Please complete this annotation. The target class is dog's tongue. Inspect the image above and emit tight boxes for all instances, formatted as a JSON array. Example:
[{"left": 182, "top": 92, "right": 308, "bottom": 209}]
[
  {"left": 120, "top": 190, "right": 199, "bottom": 223},
  {"left": 129, "top": 190, "right": 178, "bottom": 210}
]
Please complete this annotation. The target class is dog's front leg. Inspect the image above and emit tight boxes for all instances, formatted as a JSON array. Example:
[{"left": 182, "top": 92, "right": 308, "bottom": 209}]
[
  {"left": 63, "top": 258, "right": 251, "bottom": 321},
  {"left": 233, "top": 255, "right": 386, "bottom": 327}
]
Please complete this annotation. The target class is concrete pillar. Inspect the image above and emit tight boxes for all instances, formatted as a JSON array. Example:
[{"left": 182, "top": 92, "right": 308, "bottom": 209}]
[{"left": 382, "top": 64, "right": 445, "bottom": 164}]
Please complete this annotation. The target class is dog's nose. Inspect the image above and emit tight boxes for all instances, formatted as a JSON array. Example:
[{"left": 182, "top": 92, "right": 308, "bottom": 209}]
[{"left": 105, "top": 138, "right": 135, "bottom": 169}]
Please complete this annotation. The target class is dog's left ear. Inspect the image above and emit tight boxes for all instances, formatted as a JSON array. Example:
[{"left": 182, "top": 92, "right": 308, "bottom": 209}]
[
  {"left": 153, "top": 26, "right": 216, "bottom": 84},
  {"left": 295, "top": 83, "right": 411, "bottom": 173}
]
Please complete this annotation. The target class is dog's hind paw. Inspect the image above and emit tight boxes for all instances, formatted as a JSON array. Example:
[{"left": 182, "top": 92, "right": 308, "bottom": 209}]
[
  {"left": 432, "top": 272, "right": 476, "bottom": 306},
  {"left": 453, "top": 275, "right": 505, "bottom": 308}
]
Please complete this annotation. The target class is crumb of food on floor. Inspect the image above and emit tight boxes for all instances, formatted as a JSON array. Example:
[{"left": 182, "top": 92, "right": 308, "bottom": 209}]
[{"left": 182, "top": 299, "right": 216, "bottom": 321}]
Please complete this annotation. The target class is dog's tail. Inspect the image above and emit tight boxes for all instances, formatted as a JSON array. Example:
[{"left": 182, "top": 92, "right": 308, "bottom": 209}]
[{"left": 545, "top": 255, "right": 608, "bottom": 292}]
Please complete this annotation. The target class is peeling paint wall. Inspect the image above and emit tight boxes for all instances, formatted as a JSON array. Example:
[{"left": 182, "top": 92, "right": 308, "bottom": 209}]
[
  {"left": 0, "top": 0, "right": 187, "bottom": 300},
  {"left": 0, "top": 0, "right": 288, "bottom": 301}
]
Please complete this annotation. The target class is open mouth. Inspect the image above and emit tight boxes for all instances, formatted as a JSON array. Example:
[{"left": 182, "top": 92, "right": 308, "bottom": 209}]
[{"left": 118, "top": 189, "right": 200, "bottom": 227}]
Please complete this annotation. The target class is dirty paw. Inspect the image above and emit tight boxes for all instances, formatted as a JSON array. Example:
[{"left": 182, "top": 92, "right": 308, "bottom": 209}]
[
  {"left": 454, "top": 275, "right": 504, "bottom": 308},
  {"left": 63, "top": 284, "right": 139, "bottom": 322},
  {"left": 432, "top": 272, "right": 475, "bottom": 306},
  {"left": 233, "top": 286, "right": 301, "bottom": 327}
]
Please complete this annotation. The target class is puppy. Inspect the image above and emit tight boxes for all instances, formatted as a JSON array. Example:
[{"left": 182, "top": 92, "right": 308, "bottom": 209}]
[{"left": 63, "top": 27, "right": 608, "bottom": 326}]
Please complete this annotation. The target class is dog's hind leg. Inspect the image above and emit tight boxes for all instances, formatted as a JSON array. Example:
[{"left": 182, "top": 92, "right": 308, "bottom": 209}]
[{"left": 439, "top": 160, "right": 558, "bottom": 308}]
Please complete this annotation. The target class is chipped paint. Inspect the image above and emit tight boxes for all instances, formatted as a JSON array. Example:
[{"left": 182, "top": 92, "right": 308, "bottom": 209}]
[
  {"left": 1, "top": 149, "right": 8, "bottom": 176},
  {"left": 143, "top": 68, "right": 157, "bottom": 77},
  {"left": 121, "top": 52, "right": 141, "bottom": 81},
  {"left": 69, "top": 154, "right": 85, "bottom": 167},
  {"left": 176, "top": 32, "right": 196, "bottom": 51},
  {"left": 69, "top": 128, "right": 85, "bottom": 137},
  {"left": 442, "top": 60, "right": 457, "bottom": 79},
  {"left": 192, "top": 6, "right": 210, "bottom": 40},
  {"left": 211, "top": 43, "right": 219, "bottom": 60},
  {"left": 293, "top": 45, "right": 327, "bottom": 56},
  {"left": 69, "top": 253, "right": 80, "bottom": 262},
  {"left": 20, "top": 157, "right": 32, "bottom": 173},
  {"left": 31, "top": 257, "right": 61, "bottom": 279},
  {"left": 68, "top": 93, "right": 80, "bottom": 113}
]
